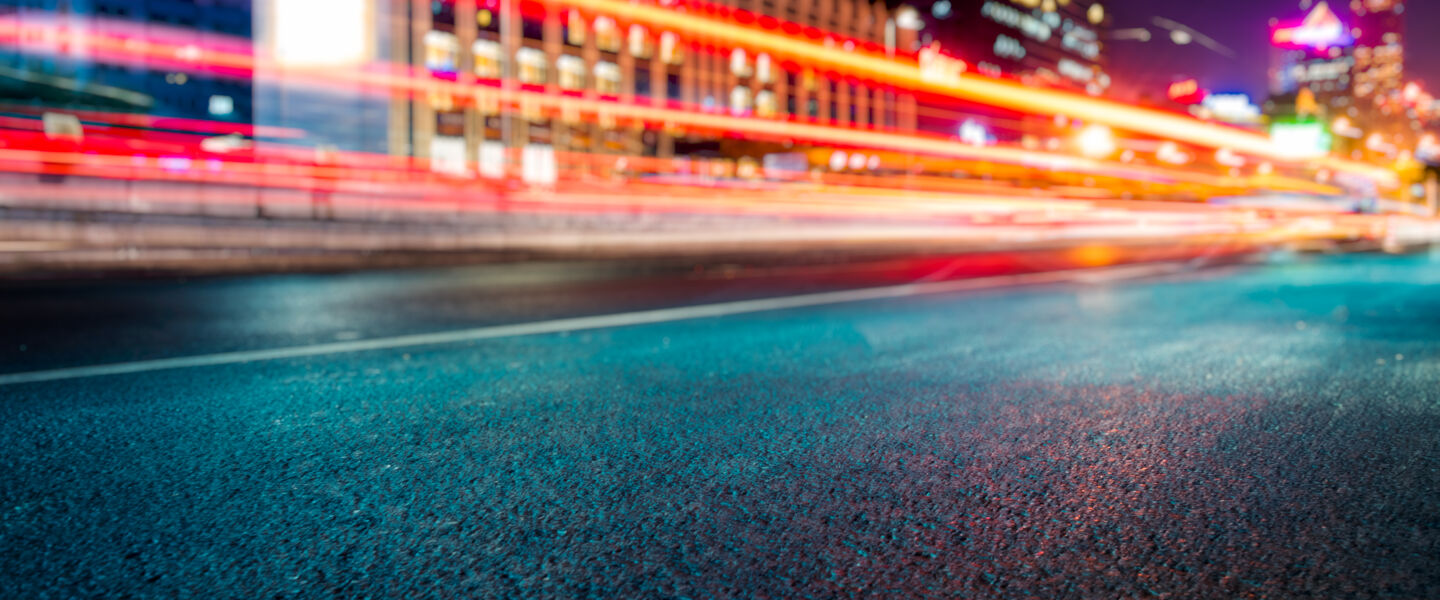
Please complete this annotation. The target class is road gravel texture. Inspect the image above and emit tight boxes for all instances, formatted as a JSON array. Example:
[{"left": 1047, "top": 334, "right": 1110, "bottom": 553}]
[{"left": 3, "top": 253, "right": 1440, "bottom": 598}]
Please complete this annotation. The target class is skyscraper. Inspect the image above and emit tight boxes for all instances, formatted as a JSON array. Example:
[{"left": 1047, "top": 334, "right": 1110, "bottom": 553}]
[{"left": 1349, "top": 0, "right": 1404, "bottom": 101}]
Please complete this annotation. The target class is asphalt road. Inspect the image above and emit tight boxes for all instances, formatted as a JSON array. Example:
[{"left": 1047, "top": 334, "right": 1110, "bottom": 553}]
[{"left": 3, "top": 250, "right": 1440, "bottom": 598}]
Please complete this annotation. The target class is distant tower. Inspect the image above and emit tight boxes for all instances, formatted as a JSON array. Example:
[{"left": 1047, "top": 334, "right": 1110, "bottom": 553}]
[{"left": 1268, "top": 1, "right": 1355, "bottom": 104}]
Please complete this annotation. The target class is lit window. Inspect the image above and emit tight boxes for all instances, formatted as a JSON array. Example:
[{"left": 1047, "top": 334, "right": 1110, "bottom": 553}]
[
  {"left": 208, "top": 94, "right": 234, "bottom": 116},
  {"left": 660, "top": 32, "right": 684, "bottom": 65},
  {"left": 730, "top": 48, "right": 751, "bottom": 77},
  {"left": 595, "top": 17, "right": 621, "bottom": 52},
  {"left": 557, "top": 55, "right": 586, "bottom": 90},
  {"left": 730, "top": 86, "right": 751, "bottom": 115},
  {"left": 755, "top": 90, "right": 777, "bottom": 117},
  {"left": 755, "top": 53, "right": 773, "bottom": 84},
  {"left": 629, "top": 25, "right": 652, "bottom": 58},
  {"left": 595, "top": 61, "right": 621, "bottom": 95},
  {"left": 566, "top": 10, "right": 586, "bottom": 46},
  {"left": 473, "top": 39, "right": 501, "bottom": 78},
  {"left": 516, "top": 47, "right": 547, "bottom": 84},
  {"left": 424, "top": 31, "right": 459, "bottom": 73}
]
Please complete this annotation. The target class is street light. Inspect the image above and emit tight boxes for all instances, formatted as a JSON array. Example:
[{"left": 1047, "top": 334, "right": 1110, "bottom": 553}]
[{"left": 1077, "top": 125, "right": 1116, "bottom": 158}]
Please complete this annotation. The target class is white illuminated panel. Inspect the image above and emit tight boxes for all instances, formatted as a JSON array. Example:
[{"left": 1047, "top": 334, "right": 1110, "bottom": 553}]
[{"left": 270, "top": 0, "right": 371, "bottom": 68}]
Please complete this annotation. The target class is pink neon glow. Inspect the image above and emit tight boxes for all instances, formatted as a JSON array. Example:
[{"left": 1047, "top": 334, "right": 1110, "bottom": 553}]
[{"left": 1271, "top": 1, "right": 1352, "bottom": 50}]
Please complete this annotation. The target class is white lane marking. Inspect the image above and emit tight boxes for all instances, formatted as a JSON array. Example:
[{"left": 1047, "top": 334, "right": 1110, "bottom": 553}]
[{"left": 0, "top": 262, "right": 1189, "bottom": 387}]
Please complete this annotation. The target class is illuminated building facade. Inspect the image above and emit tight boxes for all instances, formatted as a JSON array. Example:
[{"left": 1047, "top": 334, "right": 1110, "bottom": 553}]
[
  {"left": 1266, "top": 0, "right": 1428, "bottom": 165},
  {"left": 1349, "top": 0, "right": 1403, "bottom": 101},
  {"left": 0, "top": 0, "right": 253, "bottom": 123},
  {"left": 1268, "top": 0, "right": 1409, "bottom": 114},
  {"left": 1268, "top": 1, "right": 1356, "bottom": 105},
  {"left": 382, "top": 0, "right": 921, "bottom": 180}
]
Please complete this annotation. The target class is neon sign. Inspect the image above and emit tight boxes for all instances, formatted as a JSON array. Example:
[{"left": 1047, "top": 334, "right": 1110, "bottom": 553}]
[
  {"left": 1272, "top": 1, "right": 1352, "bottom": 51},
  {"left": 1168, "top": 79, "right": 1205, "bottom": 105}
]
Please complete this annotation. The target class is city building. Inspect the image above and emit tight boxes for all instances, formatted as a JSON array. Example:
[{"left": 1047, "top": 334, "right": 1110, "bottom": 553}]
[
  {"left": 1350, "top": 0, "right": 1404, "bottom": 101},
  {"left": 1268, "top": 1, "right": 1356, "bottom": 110},
  {"left": 1266, "top": 0, "right": 1439, "bottom": 203},
  {"left": 0, "top": 0, "right": 253, "bottom": 125},
  {"left": 253, "top": 0, "right": 931, "bottom": 182}
]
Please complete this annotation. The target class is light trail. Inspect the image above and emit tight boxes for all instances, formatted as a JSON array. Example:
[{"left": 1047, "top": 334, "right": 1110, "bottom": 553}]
[
  {"left": 0, "top": 12, "right": 1398, "bottom": 186},
  {"left": 556, "top": 0, "right": 1396, "bottom": 184}
]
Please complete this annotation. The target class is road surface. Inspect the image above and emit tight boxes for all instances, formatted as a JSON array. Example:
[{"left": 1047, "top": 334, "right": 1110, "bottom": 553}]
[{"left": 3, "top": 251, "right": 1439, "bottom": 597}]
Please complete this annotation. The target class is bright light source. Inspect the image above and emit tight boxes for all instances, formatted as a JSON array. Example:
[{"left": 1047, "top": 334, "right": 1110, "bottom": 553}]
[
  {"left": 1202, "top": 93, "right": 1261, "bottom": 124},
  {"left": 1077, "top": 125, "right": 1116, "bottom": 158},
  {"left": 1215, "top": 148, "right": 1246, "bottom": 168},
  {"left": 1156, "top": 141, "right": 1190, "bottom": 165},
  {"left": 1271, "top": 122, "right": 1330, "bottom": 158},
  {"left": 1403, "top": 82, "right": 1421, "bottom": 103},
  {"left": 207, "top": 94, "right": 234, "bottom": 116},
  {"left": 271, "top": 0, "right": 370, "bottom": 68},
  {"left": 1087, "top": 3, "right": 1104, "bottom": 25},
  {"left": 959, "top": 119, "right": 992, "bottom": 146},
  {"left": 895, "top": 6, "right": 923, "bottom": 31},
  {"left": 1418, "top": 134, "right": 1440, "bottom": 162}
]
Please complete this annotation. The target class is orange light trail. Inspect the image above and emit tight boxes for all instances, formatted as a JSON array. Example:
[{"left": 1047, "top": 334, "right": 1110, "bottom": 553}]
[
  {"left": 0, "top": 10, "right": 1398, "bottom": 187},
  {"left": 561, "top": 0, "right": 1397, "bottom": 184}
]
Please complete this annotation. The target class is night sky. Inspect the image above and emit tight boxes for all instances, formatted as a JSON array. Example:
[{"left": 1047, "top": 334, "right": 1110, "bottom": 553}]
[{"left": 1106, "top": 0, "right": 1440, "bottom": 102}]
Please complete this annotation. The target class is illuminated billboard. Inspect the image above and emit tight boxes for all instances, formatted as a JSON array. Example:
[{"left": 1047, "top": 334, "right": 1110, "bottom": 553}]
[
  {"left": 1167, "top": 79, "right": 1206, "bottom": 105},
  {"left": 1270, "top": 121, "right": 1332, "bottom": 159},
  {"left": 1271, "top": 1, "right": 1352, "bottom": 51}
]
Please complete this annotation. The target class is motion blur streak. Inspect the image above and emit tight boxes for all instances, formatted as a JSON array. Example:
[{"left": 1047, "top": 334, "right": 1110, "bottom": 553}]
[
  {"left": 560, "top": 0, "right": 1394, "bottom": 183},
  {"left": 0, "top": 12, "right": 1395, "bottom": 185}
]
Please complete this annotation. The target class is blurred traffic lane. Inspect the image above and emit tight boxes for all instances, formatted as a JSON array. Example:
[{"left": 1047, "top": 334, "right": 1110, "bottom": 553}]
[{"left": 0, "top": 244, "right": 1260, "bottom": 377}]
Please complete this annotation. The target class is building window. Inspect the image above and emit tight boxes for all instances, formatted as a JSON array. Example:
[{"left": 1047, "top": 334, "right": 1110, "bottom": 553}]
[
  {"left": 477, "top": 8, "right": 498, "bottom": 33},
  {"left": 755, "top": 53, "right": 773, "bottom": 84},
  {"left": 516, "top": 47, "right": 547, "bottom": 84},
  {"left": 635, "top": 63, "right": 652, "bottom": 97},
  {"left": 595, "top": 17, "right": 621, "bottom": 53},
  {"left": 730, "top": 86, "right": 751, "bottom": 115},
  {"left": 595, "top": 61, "right": 621, "bottom": 95},
  {"left": 755, "top": 90, "right": 777, "bottom": 117},
  {"left": 667, "top": 72, "right": 683, "bottom": 101},
  {"left": 431, "top": 0, "right": 456, "bottom": 29},
  {"left": 565, "top": 10, "right": 586, "bottom": 46},
  {"left": 629, "top": 25, "right": 652, "bottom": 59},
  {"left": 522, "top": 16, "right": 545, "bottom": 41},
  {"left": 660, "top": 32, "right": 684, "bottom": 65},
  {"left": 424, "top": 31, "right": 459, "bottom": 74},
  {"left": 473, "top": 39, "right": 501, "bottom": 79},
  {"left": 730, "top": 48, "right": 751, "bottom": 77},
  {"left": 557, "top": 55, "right": 586, "bottom": 90}
]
